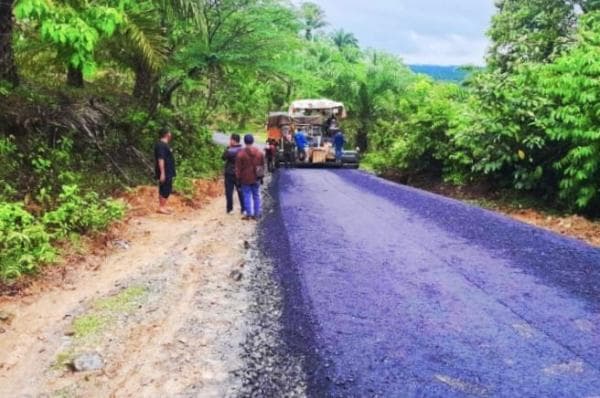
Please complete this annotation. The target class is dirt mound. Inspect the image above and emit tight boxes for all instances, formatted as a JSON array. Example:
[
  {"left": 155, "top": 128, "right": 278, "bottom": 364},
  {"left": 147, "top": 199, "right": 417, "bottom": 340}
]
[
  {"left": 508, "top": 210, "right": 600, "bottom": 247},
  {"left": 122, "top": 178, "right": 222, "bottom": 217}
]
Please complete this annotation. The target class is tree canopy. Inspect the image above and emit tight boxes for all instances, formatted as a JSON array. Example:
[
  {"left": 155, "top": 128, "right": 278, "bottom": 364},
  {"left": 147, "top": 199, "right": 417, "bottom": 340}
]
[{"left": 1, "top": 0, "right": 600, "bottom": 257}]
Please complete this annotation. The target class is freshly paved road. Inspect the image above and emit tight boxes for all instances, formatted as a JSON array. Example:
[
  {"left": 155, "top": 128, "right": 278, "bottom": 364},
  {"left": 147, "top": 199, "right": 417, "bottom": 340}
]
[{"left": 264, "top": 169, "right": 600, "bottom": 397}]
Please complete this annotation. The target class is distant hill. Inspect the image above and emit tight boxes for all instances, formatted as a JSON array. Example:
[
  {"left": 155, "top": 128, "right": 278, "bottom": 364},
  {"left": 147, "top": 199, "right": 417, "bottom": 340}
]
[{"left": 409, "top": 65, "right": 471, "bottom": 82}]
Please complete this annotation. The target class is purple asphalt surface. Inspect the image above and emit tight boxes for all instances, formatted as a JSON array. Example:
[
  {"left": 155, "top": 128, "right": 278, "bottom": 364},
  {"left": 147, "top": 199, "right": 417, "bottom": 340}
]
[{"left": 260, "top": 169, "right": 600, "bottom": 397}]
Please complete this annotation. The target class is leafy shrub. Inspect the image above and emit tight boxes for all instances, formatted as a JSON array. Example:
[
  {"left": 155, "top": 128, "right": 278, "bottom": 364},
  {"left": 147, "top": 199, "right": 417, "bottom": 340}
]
[
  {"left": 0, "top": 203, "right": 56, "bottom": 280},
  {"left": 537, "top": 12, "right": 600, "bottom": 210},
  {"left": 0, "top": 136, "right": 19, "bottom": 200},
  {"left": 29, "top": 137, "right": 82, "bottom": 206},
  {"left": 389, "top": 80, "right": 461, "bottom": 176},
  {"left": 173, "top": 173, "right": 196, "bottom": 200},
  {"left": 43, "top": 185, "right": 125, "bottom": 238},
  {"left": 454, "top": 67, "right": 558, "bottom": 193},
  {"left": 361, "top": 152, "right": 392, "bottom": 174}
]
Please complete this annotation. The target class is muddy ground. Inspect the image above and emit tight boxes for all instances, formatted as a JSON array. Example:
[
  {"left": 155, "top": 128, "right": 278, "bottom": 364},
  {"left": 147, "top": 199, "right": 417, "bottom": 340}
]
[{"left": 0, "top": 187, "right": 305, "bottom": 397}]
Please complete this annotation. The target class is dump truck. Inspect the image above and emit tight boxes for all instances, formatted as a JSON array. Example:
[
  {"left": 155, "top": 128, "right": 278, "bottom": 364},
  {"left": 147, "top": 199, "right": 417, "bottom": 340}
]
[{"left": 267, "top": 99, "right": 360, "bottom": 168}]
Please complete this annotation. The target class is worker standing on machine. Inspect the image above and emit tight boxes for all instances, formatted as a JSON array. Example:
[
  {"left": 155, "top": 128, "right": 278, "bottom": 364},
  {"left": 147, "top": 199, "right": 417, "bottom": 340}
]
[{"left": 294, "top": 127, "right": 308, "bottom": 162}]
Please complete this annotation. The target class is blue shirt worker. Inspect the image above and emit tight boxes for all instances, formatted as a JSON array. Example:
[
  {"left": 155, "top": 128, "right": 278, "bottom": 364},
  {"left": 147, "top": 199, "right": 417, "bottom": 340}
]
[
  {"left": 334, "top": 130, "right": 345, "bottom": 162},
  {"left": 294, "top": 128, "right": 308, "bottom": 161}
]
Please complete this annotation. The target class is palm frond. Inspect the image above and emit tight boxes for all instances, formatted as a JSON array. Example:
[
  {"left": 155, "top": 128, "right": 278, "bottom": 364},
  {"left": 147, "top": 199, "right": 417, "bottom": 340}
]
[
  {"left": 122, "top": 8, "right": 169, "bottom": 72},
  {"left": 158, "top": 0, "right": 206, "bottom": 29}
]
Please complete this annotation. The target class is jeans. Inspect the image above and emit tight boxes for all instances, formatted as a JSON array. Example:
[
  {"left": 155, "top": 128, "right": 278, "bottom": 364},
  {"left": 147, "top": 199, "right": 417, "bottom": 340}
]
[
  {"left": 242, "top": 183, "right": 261, "bottom": 217},
  {"left": 225, "top": 174, "right": 244, "bottom": 213},
  {"left": 335, "top": 147, "right": 343, "bottom": 161}
]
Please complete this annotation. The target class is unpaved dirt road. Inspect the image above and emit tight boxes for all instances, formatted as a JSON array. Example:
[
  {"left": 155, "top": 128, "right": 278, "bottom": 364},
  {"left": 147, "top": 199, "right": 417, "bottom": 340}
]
[
  {"left": 264, "top": 169, "right": 600, "bottom": 397},
  {"left": 0, "top": 193, "right": 305, "bottom": 397}
]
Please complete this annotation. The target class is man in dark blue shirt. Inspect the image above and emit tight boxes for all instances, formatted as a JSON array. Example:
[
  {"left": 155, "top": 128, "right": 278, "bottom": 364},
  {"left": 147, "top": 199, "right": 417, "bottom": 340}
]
[
  {"left": 222, "top": 134, "right": 245, "bottom": 214},
  {"left": 154, "top": 128, "right": 176, "bottom": 214}
]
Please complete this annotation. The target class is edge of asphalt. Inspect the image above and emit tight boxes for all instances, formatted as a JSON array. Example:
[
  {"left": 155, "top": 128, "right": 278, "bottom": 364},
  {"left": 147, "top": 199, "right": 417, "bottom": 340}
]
[{"left": 257, "top": 172, "right": 331, "bottom": 397}]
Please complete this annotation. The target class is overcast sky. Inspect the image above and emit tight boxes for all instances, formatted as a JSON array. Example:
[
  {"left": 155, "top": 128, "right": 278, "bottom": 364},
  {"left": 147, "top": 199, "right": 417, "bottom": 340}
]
[{"left": 311, "top": 0, "right": 496, "bottom": 66}]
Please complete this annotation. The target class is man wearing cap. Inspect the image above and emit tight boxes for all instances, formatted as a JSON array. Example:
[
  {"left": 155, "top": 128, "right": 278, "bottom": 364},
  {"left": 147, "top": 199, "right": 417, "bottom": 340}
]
[{"left": 235, "top": 134, "right": 265, "bottom": 220}]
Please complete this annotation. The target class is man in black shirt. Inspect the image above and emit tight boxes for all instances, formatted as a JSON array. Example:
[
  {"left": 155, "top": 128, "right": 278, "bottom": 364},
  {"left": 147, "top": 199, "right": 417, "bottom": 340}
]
[
  {"left": 154, "top": 128, "right": 176, "bottom": 214},
  {"left": 222, "top": 133, "right": 245, "bottom": 214}
]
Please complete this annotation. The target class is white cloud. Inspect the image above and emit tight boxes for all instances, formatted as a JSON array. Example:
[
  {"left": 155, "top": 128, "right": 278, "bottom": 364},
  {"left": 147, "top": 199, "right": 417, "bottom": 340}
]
[
  {"left": 401, "top": 31, "right": 489, "bottom": 66},
  {"left": 305, "top": 0, "right": 495, "bottom": 65}
]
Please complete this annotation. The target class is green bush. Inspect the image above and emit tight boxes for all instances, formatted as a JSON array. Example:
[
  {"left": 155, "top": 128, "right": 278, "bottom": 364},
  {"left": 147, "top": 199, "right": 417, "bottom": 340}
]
[
  {"left": 390, "top": 80, "right": 461, "bottom": 176},
  {"left": 43, "top": 185, "right": 126, "bottom": 238},
  {"left": 0, "top": 136, "right": 19, "bottom": 200},
  {"left": 537, "top": 12, "right": 600, "bottom": 210},
  {"left": 0, "top": 203, "right": 56, "bottom": 280},
  {"left": 0, "top": 184, "right": 126, "bottom": 281}
]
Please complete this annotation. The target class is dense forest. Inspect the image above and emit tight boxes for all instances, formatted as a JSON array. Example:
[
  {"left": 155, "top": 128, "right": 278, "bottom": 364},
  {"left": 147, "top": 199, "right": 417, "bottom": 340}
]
[{"left": 2, "top": 0, "right": 600, "bottom": 280}]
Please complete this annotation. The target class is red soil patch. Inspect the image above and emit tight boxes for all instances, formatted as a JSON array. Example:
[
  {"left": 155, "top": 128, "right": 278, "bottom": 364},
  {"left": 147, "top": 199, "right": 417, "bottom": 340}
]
[
  {"left": 121, "top": 179, "right": 223, "bottom": 217},
  {"left": 506, "top": 210, "right": 600, "bottom": 247}
]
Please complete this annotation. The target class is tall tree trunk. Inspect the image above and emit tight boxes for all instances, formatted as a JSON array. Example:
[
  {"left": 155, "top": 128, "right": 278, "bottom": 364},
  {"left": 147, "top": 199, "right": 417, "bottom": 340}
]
[
  {"left": 0, "top": 0, "right": 19, "bottom": 86},
  {"left": 133, "top": 59, "right": 159, "bottom": 112},
  {"left": 356, "top": 82, "right": 371, "bottom": 151},
  {"left": 356, "top": 128, "right": 368, "bottom": 152},
  {"left": 66, "top": 65, "right": 84, "bottom": 87}
]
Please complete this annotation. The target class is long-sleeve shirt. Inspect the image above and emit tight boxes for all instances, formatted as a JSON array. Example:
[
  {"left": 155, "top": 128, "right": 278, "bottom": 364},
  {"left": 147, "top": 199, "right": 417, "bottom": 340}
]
[
  {"left": 294, "top": 132, "right": 307, "bottom": 149},
  {"left": 235, "top": 146, "right": 265, "bottom": 185},
  {"left": 222, "top": 144, "right": 243, "bottom": 176}
]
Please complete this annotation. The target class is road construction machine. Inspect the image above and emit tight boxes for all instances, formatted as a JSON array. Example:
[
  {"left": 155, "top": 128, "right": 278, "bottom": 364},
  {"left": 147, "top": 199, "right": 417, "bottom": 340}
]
[{"left": 267, "top": 99, "right": 360, "bottom": 168}]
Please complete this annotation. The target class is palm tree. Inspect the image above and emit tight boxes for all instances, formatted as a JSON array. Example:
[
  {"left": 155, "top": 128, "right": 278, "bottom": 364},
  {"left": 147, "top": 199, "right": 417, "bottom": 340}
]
[
  {"left": 301, "top": 2, "right": 327, "bottom": 41},
  {"left": 119, "top": 7, "right": 170, "bottom": 102},
  {"left": 332, "top": 29, "right": 359, "bottom": 50},
  {"left": 114, "top": 0, "right": 203, "bottom": 104}
]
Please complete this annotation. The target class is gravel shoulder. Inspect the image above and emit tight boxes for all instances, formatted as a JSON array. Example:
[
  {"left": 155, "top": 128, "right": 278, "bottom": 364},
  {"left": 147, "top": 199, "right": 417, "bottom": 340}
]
[{"left": 0, "top": 191, "right": 301, "bottom": 397}]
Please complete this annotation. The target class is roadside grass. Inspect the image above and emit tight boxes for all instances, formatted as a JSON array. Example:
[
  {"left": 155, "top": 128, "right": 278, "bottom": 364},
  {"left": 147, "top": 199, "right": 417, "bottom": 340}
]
[
  {"left": 53, "top": 349, "right": 76, "bottom": 370},
  {"left": 72, "top": 314, "right": 105, "bottom": 339},
  {"left": 54, "top": 285, "right": 148, "bottom": 369},
  {"left": 94, "top": 285, "right": 146, "bottom": 312}
]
